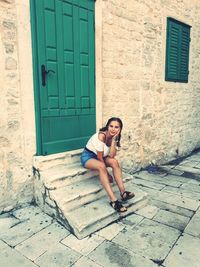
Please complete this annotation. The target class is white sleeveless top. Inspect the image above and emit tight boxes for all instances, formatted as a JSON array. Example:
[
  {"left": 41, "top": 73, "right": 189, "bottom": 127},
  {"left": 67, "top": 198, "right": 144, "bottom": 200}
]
[{"left": 86, "top": 133, "right": 110, "bottom": 157}]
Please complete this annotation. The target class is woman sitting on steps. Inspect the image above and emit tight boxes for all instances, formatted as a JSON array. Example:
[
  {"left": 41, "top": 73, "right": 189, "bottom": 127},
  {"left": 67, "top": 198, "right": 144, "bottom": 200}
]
[{"left": 80, "top": 117, "right": 135, "bottom": 212}]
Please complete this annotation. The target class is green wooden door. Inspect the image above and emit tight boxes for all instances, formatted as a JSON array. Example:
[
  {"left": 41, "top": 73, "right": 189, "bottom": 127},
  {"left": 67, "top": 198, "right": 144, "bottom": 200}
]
[{"left": 31, "top": 0, "right": 96, "bottom": 155}]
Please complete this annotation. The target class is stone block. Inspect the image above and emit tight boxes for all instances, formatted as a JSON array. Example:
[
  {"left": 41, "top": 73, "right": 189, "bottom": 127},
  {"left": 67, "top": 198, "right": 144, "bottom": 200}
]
[
  {"left": 0, "top": 240, "right": 37, "bottom": 267},
  {"left": 184, "top": 210, "right": 200, "bottom": 238},
  {"left": 135, "top": 205, "right": 159, "bottom": 219},
  {"left": 164, "top": 234, "right": 200, "bottom": 267},
  {"left": 153, "top": 209, "right": 190, "bottom": 231},
  {"left": 61, "top": 233, "right": 104, "bottom": 256},
  {"left": 96, "top": 222, "right": 125, "bottom": 241},
  {"left": 0, "top": 212, "right": 52, "bottom": 247},
  {"left": 88, "top": 240, "right": 157, "bottom": 267},
  {"left": 34, "top": 243, "right": 81, "bottom": 267},
  {"left": 15, "top": 222, "right": 70, "bottom": 261},
  {"left": 113, "top": 218, "right": 180, "bottom": 261},
  {"left": 72, "top": 256, "right": 102, "bottom": 267}
]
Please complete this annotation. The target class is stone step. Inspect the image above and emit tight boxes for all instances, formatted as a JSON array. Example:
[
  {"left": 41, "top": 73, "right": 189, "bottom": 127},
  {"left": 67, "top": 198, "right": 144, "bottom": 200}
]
[
  {"left": 49, "top": 174, "right": 133, "bottom": 211},
  {"left": 49, "top": 177, "right": 102, "bottom": 211},
  {"left": 40, "top": 163, "right": 98, "bottom": 189},
  {"left": 62, "top": 185, "right": 148, "bottom": 239},
  {"left": 34, "top": 156, "right": 148, "bottom": 239},
  {"left": 33, "top": 149, "right": 83, "bottom": 170}
]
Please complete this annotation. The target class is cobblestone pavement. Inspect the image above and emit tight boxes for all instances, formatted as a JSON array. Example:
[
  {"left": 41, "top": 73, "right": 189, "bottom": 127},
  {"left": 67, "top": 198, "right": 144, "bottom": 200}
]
[{"left": 1, "top": 151, "right": 200, "bottom": 267}]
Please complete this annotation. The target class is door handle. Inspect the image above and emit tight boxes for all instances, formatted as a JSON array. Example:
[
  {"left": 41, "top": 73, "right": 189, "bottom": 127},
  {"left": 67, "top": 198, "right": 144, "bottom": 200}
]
[{"left": 41, "top": 64, "right": 55, "bottom": 86}]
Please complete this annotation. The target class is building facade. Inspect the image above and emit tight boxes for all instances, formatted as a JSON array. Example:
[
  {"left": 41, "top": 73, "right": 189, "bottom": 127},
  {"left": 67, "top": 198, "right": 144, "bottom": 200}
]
[{"left": 1, "top": 0, "right": 200, "bottom": 212}]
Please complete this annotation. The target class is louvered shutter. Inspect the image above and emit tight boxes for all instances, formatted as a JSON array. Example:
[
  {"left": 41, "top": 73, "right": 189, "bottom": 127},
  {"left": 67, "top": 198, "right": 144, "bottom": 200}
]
[
  {"left": 179, "top": 27, "right": 190, "bottom": 82},
  {"left": 165, "top": 18, "right": 191, "bottom": 83}
]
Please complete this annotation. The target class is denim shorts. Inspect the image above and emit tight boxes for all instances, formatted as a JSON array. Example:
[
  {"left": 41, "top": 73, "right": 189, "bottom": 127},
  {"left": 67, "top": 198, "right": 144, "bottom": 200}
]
[{"left": 80, "top": 148, "right": 98, "bottom": 167}]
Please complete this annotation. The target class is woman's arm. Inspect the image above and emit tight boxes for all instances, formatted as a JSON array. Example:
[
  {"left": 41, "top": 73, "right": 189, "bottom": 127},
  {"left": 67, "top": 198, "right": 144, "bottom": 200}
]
[
  {"left": 109, "top": 137, "right": 118, "bottom": 158},
  {"left": 97, "top": 133, "right": 106, "bottom": 163},
  {"left": 97, "top": 151, "right": 105, "bottom": 163}
]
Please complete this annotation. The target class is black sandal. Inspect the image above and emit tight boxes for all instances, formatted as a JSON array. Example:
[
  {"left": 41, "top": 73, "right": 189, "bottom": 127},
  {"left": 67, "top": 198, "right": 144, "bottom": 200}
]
[
  {"left": 121, "top": 191, "right": 135, "bottom": 201},
  {"left": 110, "top": 200, "right": 127, "bottom": 213}
]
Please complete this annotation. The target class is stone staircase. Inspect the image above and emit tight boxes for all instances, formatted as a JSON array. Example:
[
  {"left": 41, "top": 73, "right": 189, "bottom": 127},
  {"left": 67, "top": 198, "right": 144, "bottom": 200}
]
[{"left": 33, "top": 149, "right": 148, "bottom": 239}]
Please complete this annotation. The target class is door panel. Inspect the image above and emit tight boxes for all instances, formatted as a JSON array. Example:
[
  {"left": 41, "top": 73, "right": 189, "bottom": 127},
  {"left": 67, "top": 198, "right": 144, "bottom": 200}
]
[{"left": 33, "top": 0, "right": 96, "bottom": 155}]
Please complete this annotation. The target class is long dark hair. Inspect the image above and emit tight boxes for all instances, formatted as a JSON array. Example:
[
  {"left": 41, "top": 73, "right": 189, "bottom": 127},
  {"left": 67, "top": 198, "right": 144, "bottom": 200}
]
[{"left": 99, "top": 117, "right": 123, "bottom": 147}]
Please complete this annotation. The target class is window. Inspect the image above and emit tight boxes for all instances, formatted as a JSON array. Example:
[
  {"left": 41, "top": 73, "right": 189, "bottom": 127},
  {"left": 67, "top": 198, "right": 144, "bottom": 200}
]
[{"left": 165, "top": 17, "right": 191, "bottom": 83}]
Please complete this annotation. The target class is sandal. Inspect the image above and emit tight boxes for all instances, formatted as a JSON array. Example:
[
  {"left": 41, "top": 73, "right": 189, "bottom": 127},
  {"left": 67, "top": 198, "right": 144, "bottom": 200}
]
[
  {"left": 110, "top": 200, "right": 127, "bottom": 213},
  {"left": 121, "top": 191, "right": 135, "bottom": 201}
]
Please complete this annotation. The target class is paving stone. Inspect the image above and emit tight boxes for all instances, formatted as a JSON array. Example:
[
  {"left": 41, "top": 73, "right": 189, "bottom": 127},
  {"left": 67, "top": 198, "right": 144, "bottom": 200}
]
[
  {"left": 0, "top": 240, "right": 37, "bottom": 267},
  {"left": 168, "top": 169, "right": 184, "bottom": 176},
  {"left": 119, "top": 213, "right": 144, "bottom": 228},
  {"left": 159, "top": 166, "right": 184, "bottom": 176},
  {"left": 164, "top": 233, "right": 200, "bottom": 267},
  {"left": 179, "top": 160, "right": 199, "bottom": 168},
  {"left": 61, "top": 233, "right": 104, "bottom": 256},
  {"left": 162, "top": 186, "right": 200, "bottom": 201},
  {"left": 0, "top": 215, "right": 20, "bottom": 234},
  {"left": 149, "top": 199, "right": 194, "bottom": 218},
  {"left": 140, "top": 185, "right": 199, "bottom": 211},
  {"left": 138, "top": 170, "right": 167, "bottom": 178},
  {"left": 134, "top": 171, "right": 166, "bottom": 180},
  {"left": 0, "top": 212, "right": 13, "bottom": 218},
  {"left": 165, "top": 174, "right": 192, "bottom": 184},
  {"left": 12, "top": 205, "right": 43, "bottom": 220},
  {"left": 15, "top": 222, "right": 70, "bottom": 261},
  {"left": 149, "top": 189, "right": 199, "bottom": 211},
  {"left": 72, "top": 256, "right": 102, "bottom": 267},
  {"left": 195, "top": 162, "right": 200, "bottom": 169},
  {"left": 187, "top": 155, "right": 200, "bottom": 162},
  {"left": 135, "top": 205, "right": 159, "bottom": 219},
  {"left": 113, "top": 218, "right": 180, "bottom": 261},
  {"left": 134, "top": 172, "right": 184, "bottom": 187},
  {"left": 133, "top": 185, "right": 160, "bottom": 198},
  {"left": 133, "top": 177, "right": 166, "bottom": 190},
  {"left": 0, "top": 213, "right": 52, "bottom": 247},
  {"left": 88, "top": 240, "right": 157, "bottom": 267},
  {"left": 181, "top": 181, "right": 200, "bottom": 193},
  {"left": 174, "top": 165, "right": 200, "bottom": 174},
  {"left": 184, "top": 208, "right": 200, "bottom": 238},
  {"left": 96, "top": 222, "right": 125, "bottom": 241},
  {"left": 34, "top": 242, "right": 81, "bottom": 267},
  {"left": 186, "top": 179, "right": 200, "bottom": 185},
  {"left": 153, "top": 210, "right": 190, "bottom": 231}
]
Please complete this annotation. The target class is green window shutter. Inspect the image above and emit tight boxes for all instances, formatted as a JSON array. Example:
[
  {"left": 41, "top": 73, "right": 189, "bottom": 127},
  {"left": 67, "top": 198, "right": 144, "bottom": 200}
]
[
  {"left": 179, "top": 27, "right": 190, "bottom": 82},
  {"left": 165, "top": 17, "right": 191, "bottom": 83}
]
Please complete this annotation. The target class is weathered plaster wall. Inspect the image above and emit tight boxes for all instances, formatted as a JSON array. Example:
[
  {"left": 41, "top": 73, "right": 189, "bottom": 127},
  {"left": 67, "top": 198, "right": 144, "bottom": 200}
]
[
  {"left": 0, "top": 0, "right": 35, "bottom": 212},
  {"left": 100, "top": 0, "right": 200, "bottom": 170}
]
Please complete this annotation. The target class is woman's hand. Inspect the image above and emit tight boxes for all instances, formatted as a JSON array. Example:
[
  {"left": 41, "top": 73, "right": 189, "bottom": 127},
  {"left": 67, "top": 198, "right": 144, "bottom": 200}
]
[
  {"left": 97, "top": 151, "right": 105, "bottom": 163},
  {"left": 110, "top": 130, "right": 120, "bottom": 158},
  {"left": 112, "top": 129, "right": 120, "bottom": 142}
]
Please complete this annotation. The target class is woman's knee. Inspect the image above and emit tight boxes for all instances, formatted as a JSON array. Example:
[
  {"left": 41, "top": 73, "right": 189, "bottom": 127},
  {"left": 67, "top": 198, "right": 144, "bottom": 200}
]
[
  {"left": 97, "top": 162, "right": 107, "bottom": 172},
  {"left": 109, "top": 158, "right": 120, "bottom": 168}
]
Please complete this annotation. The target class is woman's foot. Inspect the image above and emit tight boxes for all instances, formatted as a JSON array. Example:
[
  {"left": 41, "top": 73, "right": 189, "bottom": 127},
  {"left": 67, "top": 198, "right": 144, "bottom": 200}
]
[
  {"left": 110, "top": 200, "right": 127, "bottom": 212},
  {"left": 121, "top": 191, "right": 135, "bottom": 201}
]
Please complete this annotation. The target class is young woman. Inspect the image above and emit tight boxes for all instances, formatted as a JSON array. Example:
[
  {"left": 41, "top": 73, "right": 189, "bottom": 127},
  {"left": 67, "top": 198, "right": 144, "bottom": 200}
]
[{"left": 80, "top": 117, "right": 135, "bottom": 212}]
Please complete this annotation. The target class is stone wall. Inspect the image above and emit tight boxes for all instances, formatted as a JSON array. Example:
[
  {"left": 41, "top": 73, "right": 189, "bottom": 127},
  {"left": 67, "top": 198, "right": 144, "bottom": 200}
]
[
  {"left": 0, "top": 0, "right": 35, "bottom": 212},
  {"left": 100, "top": 0, "right": 200, "bottom": 170},
  {"left": 1, "top": 0, "right": 200, "bottom": 211}
]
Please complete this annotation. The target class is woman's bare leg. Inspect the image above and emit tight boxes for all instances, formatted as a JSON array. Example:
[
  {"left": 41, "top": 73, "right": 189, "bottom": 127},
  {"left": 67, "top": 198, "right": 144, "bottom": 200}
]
[
  {"left": 104, "top": 157, "right": 125, "bottom": 194},
  {"left": 85, "top": 159, "right": 117, "bottom": 202}
]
